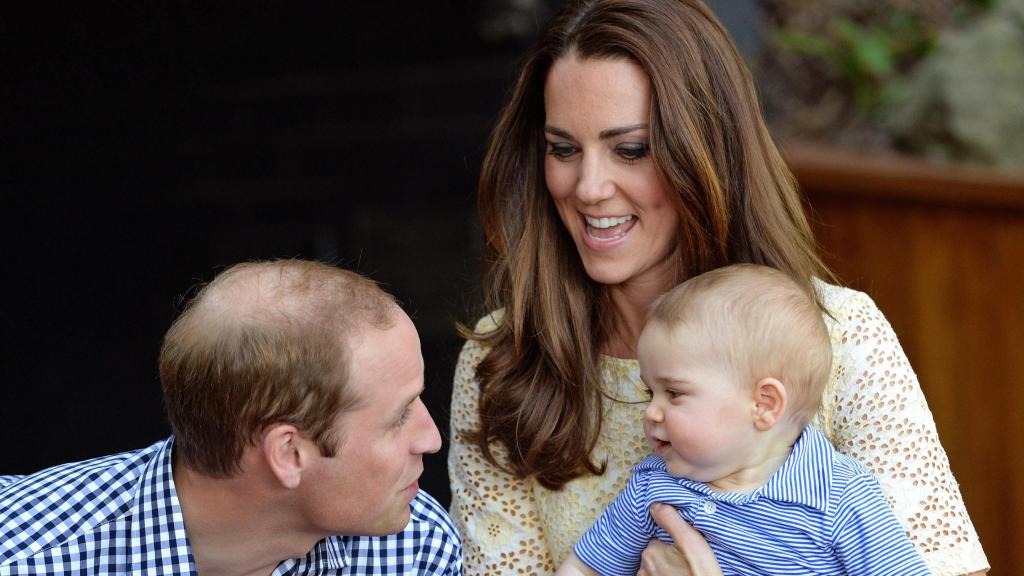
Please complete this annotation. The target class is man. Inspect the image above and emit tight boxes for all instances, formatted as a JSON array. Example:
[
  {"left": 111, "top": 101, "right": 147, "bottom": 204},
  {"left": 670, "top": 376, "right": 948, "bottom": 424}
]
[{"left": 0, "top": 259, "right": 462, "bottom": 575}]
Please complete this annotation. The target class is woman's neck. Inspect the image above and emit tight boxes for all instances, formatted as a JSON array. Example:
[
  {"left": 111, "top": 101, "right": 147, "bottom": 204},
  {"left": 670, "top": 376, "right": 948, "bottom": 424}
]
[{"left": 602, "top": 277, "right": 676, "bottom": 359}]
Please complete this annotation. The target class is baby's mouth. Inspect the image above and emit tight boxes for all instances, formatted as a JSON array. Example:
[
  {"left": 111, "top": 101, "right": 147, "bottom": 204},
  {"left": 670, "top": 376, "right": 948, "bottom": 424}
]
[{"left": 649, "top": 437, "right": 671, "bottom": 454}]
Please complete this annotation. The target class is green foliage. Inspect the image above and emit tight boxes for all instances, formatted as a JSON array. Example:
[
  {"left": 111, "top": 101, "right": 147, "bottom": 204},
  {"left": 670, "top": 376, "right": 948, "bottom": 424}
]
[{"left": 773, "top": 12, "right": 937, "bottom": 118}]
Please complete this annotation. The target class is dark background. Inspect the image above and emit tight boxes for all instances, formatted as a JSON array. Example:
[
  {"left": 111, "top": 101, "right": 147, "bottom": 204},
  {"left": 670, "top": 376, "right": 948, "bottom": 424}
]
[{"left": 4, "top": 1, "right": 751, "bottom": 508}]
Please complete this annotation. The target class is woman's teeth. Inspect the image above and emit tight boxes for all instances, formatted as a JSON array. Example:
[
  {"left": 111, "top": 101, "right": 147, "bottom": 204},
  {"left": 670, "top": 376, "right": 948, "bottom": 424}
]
[{"left": 585, "top": 215, "right": 633, "bottom": 229}]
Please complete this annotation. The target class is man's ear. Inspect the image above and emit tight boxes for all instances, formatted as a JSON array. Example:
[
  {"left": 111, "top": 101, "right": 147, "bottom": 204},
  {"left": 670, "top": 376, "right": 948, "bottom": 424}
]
[
  {"left": 752, "top": 377, "right": 787, "bottom": 431},
  {"left": 262, "top": 424, "right": 310, "bottom": 490}
]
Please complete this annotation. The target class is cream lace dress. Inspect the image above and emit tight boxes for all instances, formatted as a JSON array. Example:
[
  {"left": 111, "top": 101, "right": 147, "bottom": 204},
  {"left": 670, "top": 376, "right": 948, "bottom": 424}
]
[{"left": 448, "top": 283, "right": 989, "bottom": 575}]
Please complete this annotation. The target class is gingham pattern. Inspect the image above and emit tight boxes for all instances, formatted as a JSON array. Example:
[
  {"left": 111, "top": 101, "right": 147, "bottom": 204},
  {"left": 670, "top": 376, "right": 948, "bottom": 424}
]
[
  {"left": 574, "top": 426, "right": 931, "bottom": 576},
  {"left": 344, "top": 492, "right": 462, "bottom": 575},
  {"left": 1, "top": 438, "right": 461, "bottom": 575}
]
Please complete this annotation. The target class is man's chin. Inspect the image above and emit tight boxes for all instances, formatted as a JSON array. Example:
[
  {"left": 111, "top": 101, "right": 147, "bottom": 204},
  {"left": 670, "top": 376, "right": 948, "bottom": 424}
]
[{"left": 360, "top": 506, "right": 413, "bottom": 537}]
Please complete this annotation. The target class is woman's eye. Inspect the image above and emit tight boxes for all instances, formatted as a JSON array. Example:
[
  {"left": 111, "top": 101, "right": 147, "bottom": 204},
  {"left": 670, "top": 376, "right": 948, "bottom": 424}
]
[
  {"left": 547, "top": 142, "right": 577, "bottom": 159},
  {"left": 616, "top": 143, "right": 649, "bottom": 162}
]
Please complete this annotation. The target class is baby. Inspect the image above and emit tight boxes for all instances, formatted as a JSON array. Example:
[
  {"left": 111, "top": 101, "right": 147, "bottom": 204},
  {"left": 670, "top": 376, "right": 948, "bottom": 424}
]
[{"left": 558, "top": 264, "right": 930, "bottom": 575}]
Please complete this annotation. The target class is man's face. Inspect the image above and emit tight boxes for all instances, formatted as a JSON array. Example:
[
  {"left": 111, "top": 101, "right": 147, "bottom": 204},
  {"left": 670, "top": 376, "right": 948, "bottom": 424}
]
[{"left": 300, "top": 309, "right": 442, "bottom": 536}]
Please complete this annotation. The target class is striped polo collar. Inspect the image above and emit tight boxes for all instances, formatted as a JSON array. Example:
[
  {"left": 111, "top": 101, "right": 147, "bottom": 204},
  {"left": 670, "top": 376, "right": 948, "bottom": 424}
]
[{"left": 636, "top": 425, "right": 833, "bottom": 512}]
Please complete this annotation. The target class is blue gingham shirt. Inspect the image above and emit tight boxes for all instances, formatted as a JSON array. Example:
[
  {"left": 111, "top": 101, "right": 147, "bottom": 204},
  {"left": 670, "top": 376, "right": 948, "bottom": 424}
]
[
  {"left": 0, "top": 437, "right": 462, "bottom": 575},
  {"left": 575, "top": 426, "right": 931, "bottom": 576}
]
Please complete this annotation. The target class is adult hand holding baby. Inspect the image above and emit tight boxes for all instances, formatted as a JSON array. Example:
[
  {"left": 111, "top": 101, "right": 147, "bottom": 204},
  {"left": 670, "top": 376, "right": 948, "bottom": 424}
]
[{"left": 639, "top": 503, "right": 722, "bottom": 576}]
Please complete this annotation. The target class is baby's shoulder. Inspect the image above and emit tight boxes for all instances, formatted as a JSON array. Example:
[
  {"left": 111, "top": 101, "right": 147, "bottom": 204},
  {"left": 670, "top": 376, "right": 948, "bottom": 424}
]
[{"left": 828, "top": 447, "right": 883, "bottom": 492}]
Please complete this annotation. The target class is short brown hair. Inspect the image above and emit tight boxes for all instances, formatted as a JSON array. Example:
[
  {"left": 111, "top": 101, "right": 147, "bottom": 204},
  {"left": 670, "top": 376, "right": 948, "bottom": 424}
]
[
  {"left": 159, "top": 259, "right": 396, "bottom": 477},
  {"left": 649, "top": 264, "right": 832, "bottom": 424}
]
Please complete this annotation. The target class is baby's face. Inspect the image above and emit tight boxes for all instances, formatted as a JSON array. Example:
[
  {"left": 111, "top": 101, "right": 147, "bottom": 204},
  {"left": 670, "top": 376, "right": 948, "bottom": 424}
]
[{"left": 638, "top": 322, "right": 758, "bottom": 483}]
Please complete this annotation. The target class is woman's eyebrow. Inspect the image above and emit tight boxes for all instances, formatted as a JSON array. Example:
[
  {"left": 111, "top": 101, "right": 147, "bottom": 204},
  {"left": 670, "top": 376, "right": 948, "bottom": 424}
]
[
  {"left": 543, "top": 123, "right": 648, "bottom": 140},
  {"left": 599, "top": 123, "right": 647, "bottom": 139},
  {"left": 544, "top": 125, "right": 573, "bottom": 139}
]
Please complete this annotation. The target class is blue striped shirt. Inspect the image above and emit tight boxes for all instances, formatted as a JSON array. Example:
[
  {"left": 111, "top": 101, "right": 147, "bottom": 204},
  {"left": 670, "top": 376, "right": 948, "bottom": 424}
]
[
  {"left": 0, "top": 437, "right": 462, "bottom": 575},
  {"left": 574, "top": 426, "right": 930, "bottom": 575}
]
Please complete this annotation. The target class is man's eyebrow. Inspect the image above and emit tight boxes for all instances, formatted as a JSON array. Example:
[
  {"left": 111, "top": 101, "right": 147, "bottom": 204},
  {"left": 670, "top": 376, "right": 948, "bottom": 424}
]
[
  {"left": 393, "top": 385, "right": 425, "bottom": 419},
  {"left": 543, "top": 123, "right": 648, "bottom": 140}
]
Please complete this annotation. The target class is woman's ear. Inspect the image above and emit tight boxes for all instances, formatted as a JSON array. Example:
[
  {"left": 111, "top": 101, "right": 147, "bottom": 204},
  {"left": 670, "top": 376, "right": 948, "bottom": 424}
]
[
  {"left": 752, "top": 377, "right": 787, "bottom": 431},
  {"left": 262, "top": 424, "right": 309, "bottom": 489}
]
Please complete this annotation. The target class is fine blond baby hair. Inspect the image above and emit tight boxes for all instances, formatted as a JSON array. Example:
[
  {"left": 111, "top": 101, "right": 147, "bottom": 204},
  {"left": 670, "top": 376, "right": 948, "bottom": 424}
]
[{"left": 648, "top": 263, "right": 832, "bottom": 425}]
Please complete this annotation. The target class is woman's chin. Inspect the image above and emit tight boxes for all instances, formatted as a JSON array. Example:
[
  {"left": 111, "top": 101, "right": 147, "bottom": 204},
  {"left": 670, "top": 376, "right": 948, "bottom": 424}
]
[{"left": 580, "top": 265, "right": 630, "bottom": 287}]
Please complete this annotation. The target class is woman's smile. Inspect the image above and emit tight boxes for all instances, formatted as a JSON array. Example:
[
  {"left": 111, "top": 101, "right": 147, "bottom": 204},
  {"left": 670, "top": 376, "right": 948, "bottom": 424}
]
[{"left": 581, "top": 213, "right": 637, "bottom": 245}]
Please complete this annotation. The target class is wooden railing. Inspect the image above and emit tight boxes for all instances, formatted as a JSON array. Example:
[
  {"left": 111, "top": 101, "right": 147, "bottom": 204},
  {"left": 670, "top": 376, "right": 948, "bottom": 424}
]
[{"left": 786, "top": 142, "right": 1024, "bottom": 574}]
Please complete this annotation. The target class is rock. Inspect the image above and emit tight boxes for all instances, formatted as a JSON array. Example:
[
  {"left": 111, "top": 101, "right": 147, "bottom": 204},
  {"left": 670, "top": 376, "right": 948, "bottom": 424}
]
[{"left": 883, "top": 0, "right": 1024, "bottom": 169}]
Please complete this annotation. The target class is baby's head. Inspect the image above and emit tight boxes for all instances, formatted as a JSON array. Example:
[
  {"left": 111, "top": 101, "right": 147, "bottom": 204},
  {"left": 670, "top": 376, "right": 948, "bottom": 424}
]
[{"left": 638, "top": 264, "right": 832, "bottom": 483}]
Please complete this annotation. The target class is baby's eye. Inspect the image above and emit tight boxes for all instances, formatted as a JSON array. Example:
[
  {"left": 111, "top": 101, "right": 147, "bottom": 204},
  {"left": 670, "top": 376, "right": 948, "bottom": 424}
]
[
  {"left": 546, "top": 142, "right": 578, "bottom": 160},
  {"left": 667, "top": 389, "right": 684, "bottom": 399},
  {"left": 616, "top": 143, "right": 650, "bottom": 163}
]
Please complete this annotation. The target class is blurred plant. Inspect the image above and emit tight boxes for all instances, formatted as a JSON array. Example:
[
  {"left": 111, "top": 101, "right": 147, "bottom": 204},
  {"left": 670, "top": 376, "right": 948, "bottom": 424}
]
[
  {"left": 757, "top": 0, "right": 1003, "bottom": 156},
  {"left": 772, "top": 12, "right": 936, "bottom": 118}
]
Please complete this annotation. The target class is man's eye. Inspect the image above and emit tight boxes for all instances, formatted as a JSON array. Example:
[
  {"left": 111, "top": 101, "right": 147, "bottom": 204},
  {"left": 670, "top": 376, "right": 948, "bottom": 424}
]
[{"left": 395, "top": 406, "right": 412, "bottom": 428}]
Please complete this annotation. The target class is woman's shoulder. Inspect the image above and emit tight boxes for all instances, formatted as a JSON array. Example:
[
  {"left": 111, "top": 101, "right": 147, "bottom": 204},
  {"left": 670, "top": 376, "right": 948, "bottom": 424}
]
[
  {"left": 471, "top": 309, "right": 505, "bottom": 334},
  {"left": 812, "top": 279, "right": 883, "bottom": 324},
  {"left": 454, "top": 310, "right": 505, "bottom": 378}
]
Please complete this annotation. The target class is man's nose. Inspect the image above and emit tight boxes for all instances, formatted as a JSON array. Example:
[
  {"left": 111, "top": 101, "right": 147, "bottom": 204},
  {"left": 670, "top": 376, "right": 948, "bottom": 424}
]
[{"left": 413, "top": 401, "right": 442, "bottom": 455}]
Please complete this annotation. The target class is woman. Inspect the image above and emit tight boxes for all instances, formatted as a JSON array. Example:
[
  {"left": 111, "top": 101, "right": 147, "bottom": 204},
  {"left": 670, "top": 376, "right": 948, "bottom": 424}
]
[{"left": 448, "top": 0, "right": 989, "bottom": 574}]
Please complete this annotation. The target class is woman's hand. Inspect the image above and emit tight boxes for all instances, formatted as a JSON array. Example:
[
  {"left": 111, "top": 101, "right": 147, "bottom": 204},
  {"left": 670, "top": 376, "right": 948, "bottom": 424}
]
[{"left": 637, "top": 503, "right": 723, "bottom": 576}]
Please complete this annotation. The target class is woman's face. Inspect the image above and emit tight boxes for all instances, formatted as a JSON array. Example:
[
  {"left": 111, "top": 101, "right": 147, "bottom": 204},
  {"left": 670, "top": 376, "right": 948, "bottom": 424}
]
[{"left": 543, "top": 55, "right": 679, "bottom": 290}]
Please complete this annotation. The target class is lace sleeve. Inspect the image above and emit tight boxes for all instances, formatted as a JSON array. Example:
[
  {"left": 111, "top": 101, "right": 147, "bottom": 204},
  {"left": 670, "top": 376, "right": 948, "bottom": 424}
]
[
  {"left": 448, "top": 316, "right": 557, "bottom": 575},
  {"left": 824, "top": 288, "right": 989, "bottom": 575}
]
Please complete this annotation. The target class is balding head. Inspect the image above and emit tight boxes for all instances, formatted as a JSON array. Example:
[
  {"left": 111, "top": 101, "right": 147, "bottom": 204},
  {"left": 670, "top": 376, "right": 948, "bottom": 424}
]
[{"left": 160, "top": 259, "right": 398, "bottom": 477}]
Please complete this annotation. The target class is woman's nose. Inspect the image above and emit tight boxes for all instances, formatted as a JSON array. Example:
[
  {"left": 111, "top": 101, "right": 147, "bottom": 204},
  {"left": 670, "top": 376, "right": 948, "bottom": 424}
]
[{"left": 574, "top": 153, "right": 615, "bottom": 204}]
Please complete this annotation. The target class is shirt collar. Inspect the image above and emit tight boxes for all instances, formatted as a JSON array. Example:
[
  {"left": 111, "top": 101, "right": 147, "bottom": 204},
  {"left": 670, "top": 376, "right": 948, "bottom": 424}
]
[
  {"left": 132, "top": 437, "right": 350, "bottom": 576},
  {"left": 272, "top": 536, "right": 350, "bottom": 575},
  {"left": 129, "top": 437, "right": 197, "bottom": 574},
  {"left": 751, "top": 425, "right": 833, "bottom": 511},
  {"left": 635, "top": 425, "right": 833, "bottom": 512}
]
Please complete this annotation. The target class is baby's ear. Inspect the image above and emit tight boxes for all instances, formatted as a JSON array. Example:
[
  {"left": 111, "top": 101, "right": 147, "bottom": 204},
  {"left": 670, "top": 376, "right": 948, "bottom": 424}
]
[{"left": 752, "top": 377, "right": 787, "bottom": 431}]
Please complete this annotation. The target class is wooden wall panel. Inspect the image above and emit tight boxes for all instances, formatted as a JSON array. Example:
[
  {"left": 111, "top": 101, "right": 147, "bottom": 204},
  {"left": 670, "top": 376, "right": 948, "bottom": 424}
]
[{"left": 789, "top": 144, "right": 1024, "bottom": 574}]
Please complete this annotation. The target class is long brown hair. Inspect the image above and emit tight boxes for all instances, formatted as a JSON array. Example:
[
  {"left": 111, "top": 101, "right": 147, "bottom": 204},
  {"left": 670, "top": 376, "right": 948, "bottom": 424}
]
[{"left": 469, "top": 0, "right": 833, "bottom": 489}]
